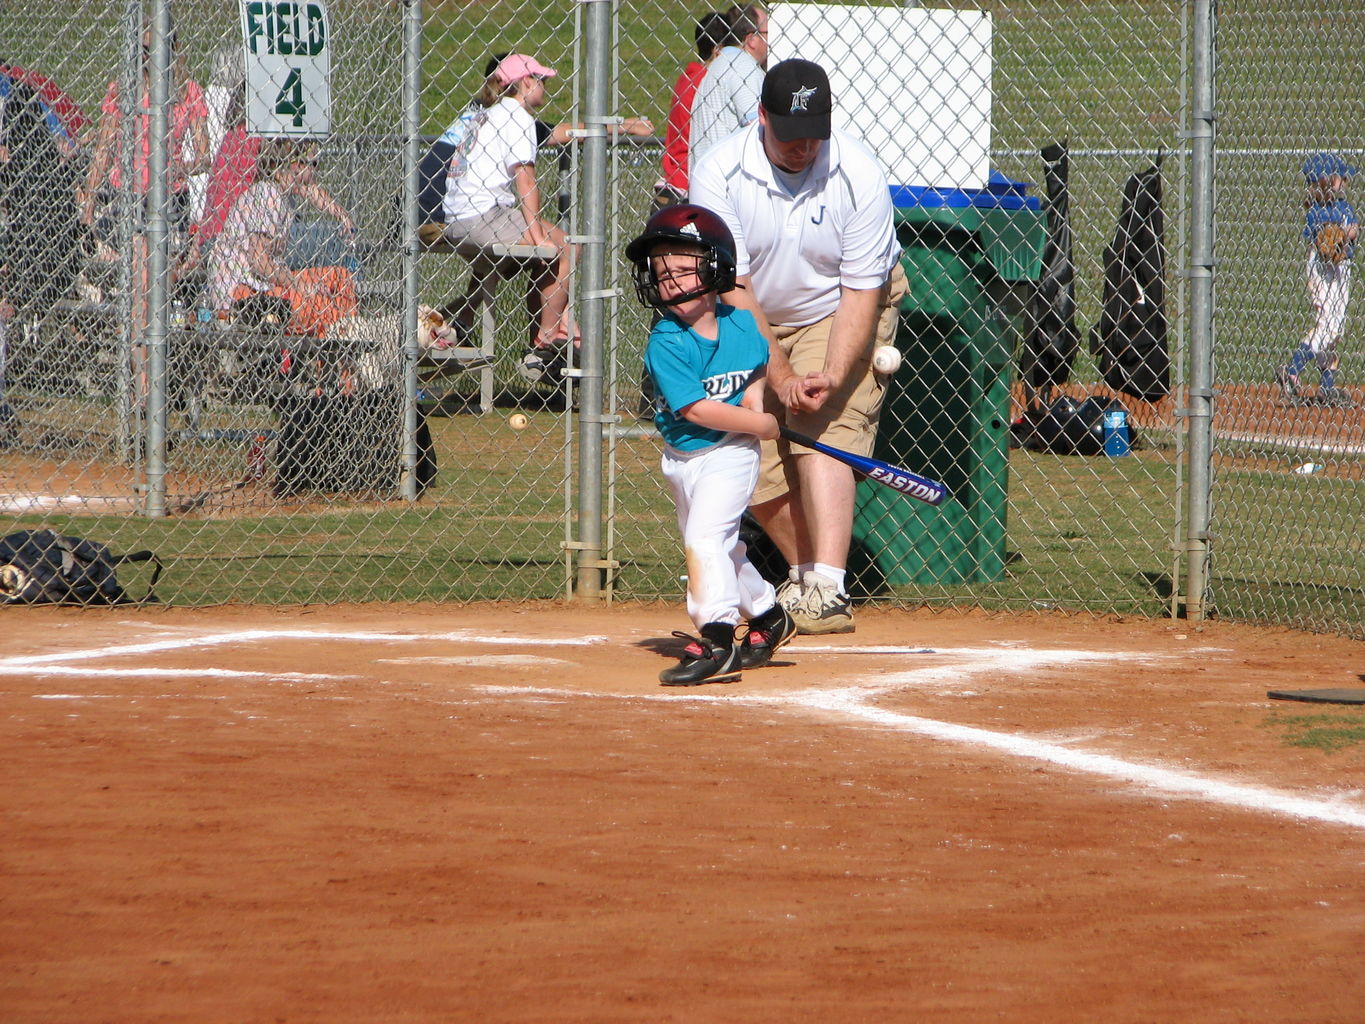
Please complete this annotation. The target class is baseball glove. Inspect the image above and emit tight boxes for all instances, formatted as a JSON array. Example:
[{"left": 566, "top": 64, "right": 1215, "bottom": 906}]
[{"left": 1316, "top": 222, "right": 1349, "bottom": 264}]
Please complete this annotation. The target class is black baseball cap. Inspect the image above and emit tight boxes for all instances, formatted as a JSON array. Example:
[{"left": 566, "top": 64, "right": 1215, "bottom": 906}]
[{"left": 760, "top": 58, "right": 832, "bottom": 142}]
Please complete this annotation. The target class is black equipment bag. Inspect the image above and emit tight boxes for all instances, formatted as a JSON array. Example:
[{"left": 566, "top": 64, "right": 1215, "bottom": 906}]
[
  {"left": 0, "top": 530, "right": 162, "bottom": 605},
  {"left": 1010, "top": 394, "right": 1137, "bottom": 456}
]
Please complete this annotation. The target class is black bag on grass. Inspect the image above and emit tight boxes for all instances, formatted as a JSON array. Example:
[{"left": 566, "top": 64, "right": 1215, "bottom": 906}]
[
  {"left": 1010, "top": 394, "right": 1137, "bottom": 456},
  {"left": 0, "top": 530, "right": 162, "bottom": 606}
]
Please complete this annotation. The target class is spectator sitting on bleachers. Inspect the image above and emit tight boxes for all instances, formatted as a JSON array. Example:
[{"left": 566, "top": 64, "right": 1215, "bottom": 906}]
[
  {"left": 437, "top": 53, "right": 576, "bottom": 372},
  {"left": 206, "top": 139, "right": 357, "bottom": 338},
  {"left": 177, "top": 89, "right": 354, "bottom": 286},
  {"left": 413, "top": 51, "right": 652, "bottom": 237}
]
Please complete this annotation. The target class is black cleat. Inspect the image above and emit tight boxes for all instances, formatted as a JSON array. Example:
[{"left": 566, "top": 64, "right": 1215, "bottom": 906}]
[
  {"left": 1316, "top": 386, "right": 1355, "bottom": 408},
  {"left": 515, "top": 340, "right": 568, "bottom": 384},
  {"left": 1275, "top": 365, "right": 1300, "bottom": 402},
  {"left": 739, "top": 602, "right": 797, "bottom": 670},
  {"left": 659, "top": 622, "right": 740, "bottom": 685}
]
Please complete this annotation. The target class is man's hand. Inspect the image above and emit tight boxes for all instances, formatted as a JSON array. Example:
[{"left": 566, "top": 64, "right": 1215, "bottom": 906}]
[
  {"left": 787, "top": 371, "right": 833, "bottom": 412},
  {"left": 525, "top": 218, "right": 554, "bottom": 249}
]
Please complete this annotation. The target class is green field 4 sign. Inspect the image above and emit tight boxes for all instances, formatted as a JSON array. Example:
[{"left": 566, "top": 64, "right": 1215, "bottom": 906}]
[{"left": 240, "top": 0, "right": 331, "bottom": 137}]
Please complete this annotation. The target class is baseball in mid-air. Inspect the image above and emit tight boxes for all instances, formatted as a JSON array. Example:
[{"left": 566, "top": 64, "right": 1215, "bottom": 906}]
[
  {"left": 872, "top": 345, "right": 902, "bottom": 375},
  {"left": 508, "top": 413, "right": 530, "bottom": 431}
]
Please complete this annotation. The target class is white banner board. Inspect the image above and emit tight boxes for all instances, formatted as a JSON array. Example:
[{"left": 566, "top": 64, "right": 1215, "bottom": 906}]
[
  {"left": 770, "top": 4, "right": 991, "bottom": 190},
  {"left": 241, "top": 0, "right": 332, "bottom": 137}
]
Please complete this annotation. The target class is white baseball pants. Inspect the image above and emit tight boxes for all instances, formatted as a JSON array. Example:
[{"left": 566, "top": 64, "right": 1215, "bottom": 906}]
[{"left": 661, "top": 436, "right": 776, "bottom": 630}]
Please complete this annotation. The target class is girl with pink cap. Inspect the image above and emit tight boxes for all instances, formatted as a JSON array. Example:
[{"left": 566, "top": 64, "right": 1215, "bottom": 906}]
[{"left": 440, "top": 53, "right": 576, "bottom": 365}]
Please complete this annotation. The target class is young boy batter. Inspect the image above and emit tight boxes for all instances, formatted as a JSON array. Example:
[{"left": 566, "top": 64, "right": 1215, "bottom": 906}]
[{"left": 625, "top": 203, "right": 796, "bottom": 685}]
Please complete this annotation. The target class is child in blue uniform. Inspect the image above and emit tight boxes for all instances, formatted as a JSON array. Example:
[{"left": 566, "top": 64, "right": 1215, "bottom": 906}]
[
  {"left": 625, "top": 204, "right": 796, "bottom": 685},
  {"left": 1277, "top": 152, "right": 1359, "bottom": 407}
]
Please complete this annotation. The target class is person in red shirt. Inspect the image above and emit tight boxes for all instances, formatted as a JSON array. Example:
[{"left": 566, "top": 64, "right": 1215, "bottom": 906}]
[
  {"left": 76, "top": 22, "right": 208, "bottom": 350},
  {"left": 656, "top": 11, "right": 729, "bottom": 206},
  {"left": 194, "top": 102, "right": 258, "bottom": 249}
]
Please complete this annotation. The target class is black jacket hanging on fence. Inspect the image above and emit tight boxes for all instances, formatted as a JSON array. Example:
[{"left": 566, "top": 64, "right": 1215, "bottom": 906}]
[
  {"left": 1021, "top": 139, "right": 1080, "bottom": 405},
  {"left": 1089, "top": 153, "right": 1170, "bottom": 401}
]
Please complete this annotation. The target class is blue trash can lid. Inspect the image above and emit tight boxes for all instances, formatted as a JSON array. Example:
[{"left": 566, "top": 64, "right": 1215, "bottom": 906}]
[{"left": 890, "top": 170, "right": 1040, "bottom": 211}]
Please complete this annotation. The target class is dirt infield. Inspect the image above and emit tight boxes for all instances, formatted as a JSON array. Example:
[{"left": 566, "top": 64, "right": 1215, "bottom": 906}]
[{"left": 2, "top": 603, "right": 1362, "bottom": 1023}]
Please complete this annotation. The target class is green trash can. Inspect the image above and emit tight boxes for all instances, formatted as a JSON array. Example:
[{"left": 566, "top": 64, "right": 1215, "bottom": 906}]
[{"left": 851, "top": 177, "right": 1047, "bottom": 587}]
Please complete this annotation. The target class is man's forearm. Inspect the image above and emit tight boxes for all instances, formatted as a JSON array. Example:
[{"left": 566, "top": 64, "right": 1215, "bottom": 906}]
[
  {"left": 823, "top": 283, "right": 884, "bottom": 386},
  {"left": 722, "top": 275, "right": 792, "bottom": 387}
]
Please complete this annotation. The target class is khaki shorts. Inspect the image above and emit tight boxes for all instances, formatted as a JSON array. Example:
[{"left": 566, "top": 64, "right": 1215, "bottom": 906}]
[
  {"left": 442, "top": 205, "right": 527, "bottom": 248},
  {"left": 753, "top": 262, "right": 908, "bottom": 506}
]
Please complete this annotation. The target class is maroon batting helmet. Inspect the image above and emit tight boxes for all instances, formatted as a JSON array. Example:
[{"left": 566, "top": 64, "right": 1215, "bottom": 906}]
[{"left": 624, "top": 203, "right": 737, "bottom": 308}]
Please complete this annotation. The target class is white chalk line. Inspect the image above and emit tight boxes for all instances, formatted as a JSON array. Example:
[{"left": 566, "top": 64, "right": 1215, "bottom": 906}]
[
  {"left": 803, "top": 688, "right": 1365, "bottom": 830},
  {"left": 5, "top": 627, "right": 1361, "bottom": 830},
  {"left": 477, "top": 644, "right": 1365, "bottom": 832},
  {"left": 0, "top": 629, "right": 611, "bottom": 667},
  {"left": 377, "top": 655, "right": 574, "bottom": 668},
  {"left": 3, "top": 668, "right": 354, "bottom": 681}
]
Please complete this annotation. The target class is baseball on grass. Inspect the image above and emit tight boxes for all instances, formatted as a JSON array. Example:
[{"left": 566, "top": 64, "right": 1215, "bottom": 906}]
[
  {"left": 872, "top": 345, "right": 902, "bottom": 375},
  {"left": 508, "top": 413, "right": 530, "bottom": 431}
]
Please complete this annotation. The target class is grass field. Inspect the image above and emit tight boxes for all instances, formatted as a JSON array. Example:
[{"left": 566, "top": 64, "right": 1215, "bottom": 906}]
[{"left": 2, "top": 407, "right": 1183, "bottom": 611}]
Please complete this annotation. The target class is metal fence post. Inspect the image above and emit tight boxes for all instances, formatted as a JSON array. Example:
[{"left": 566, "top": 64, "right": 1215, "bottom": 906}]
[
  {"left": 1183, "top": 0, "right": 1217, "bottom": 619},
  {"left": 399, "top": 0, "right": 423, "bottom": 501},
  {"left": 572, "top": 0, "right": 613, "bottom": 600},
  {"left": 143, "top": 0, "right": 171, "bottom": 518}
]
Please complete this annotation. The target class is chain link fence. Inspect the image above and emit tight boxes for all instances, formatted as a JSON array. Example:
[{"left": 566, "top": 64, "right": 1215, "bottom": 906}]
[
  {"left": 1202, "top": 4, "right": 1365, "bottom": 634},
  {"left": 605, "top": 0, "right": 1192, "bottom": 618},
  {"left": 1, "top": 1, "right": 1361, "bottom": 637}
]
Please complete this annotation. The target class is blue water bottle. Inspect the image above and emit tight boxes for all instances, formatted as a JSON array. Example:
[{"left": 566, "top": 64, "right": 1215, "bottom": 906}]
[{"left": 1102, "top": 407, "right": 1130, "bottom": 456}]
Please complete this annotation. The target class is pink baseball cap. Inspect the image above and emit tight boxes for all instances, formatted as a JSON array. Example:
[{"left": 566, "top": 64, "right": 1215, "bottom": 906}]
[{"left": 493, "top": 54, "right": 558, "bottom": 86}]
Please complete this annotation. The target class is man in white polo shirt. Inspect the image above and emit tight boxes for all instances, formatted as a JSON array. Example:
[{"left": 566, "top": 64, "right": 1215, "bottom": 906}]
[{"left": 689, "top": 58, "right": 906, "bottom": 634}]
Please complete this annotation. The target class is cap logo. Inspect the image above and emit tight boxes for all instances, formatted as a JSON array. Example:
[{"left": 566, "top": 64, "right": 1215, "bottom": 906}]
[
  {"left": 789, "top": 85, "right": 816, "bottom": 113},
  {"left": 681, "top": 223, "right": 701, "bottom": 239}
]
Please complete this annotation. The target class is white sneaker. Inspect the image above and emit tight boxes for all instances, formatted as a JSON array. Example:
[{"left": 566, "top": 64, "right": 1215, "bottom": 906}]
[
  {"left": 775, "top": 576, "right": 804, "bottom": 613},
  {"left": 793, "top": 575, "right": 854, "bottom": 635}
]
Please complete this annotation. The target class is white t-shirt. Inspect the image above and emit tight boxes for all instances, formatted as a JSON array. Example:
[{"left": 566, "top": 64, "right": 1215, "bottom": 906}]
[
  {"left": 688, "top": 47, "right": 763, "bottom": 170},
  {"left": 689, "top": 124, "right": 900, "bottom": 327},
  {"left": 442, "top": 96, "right": 538, "bottom": 223},
  {"left": 206, "top": 179, "right": 294, "bottom": 310}
]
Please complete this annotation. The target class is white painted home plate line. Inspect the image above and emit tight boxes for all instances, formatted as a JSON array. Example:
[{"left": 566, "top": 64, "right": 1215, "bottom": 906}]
[
  {"left": 478, "top": 682, "right": 1365, "bottom": 830},
  {"left": 804, "top": 687, "right": 1365, "bottom": 830},
  {"left": 3, "top": 667, "right": 355, "bottom": 681},
  {"left": 793, "top": 645, "right": 937, "bottom": 655},
  {"left": 376, "top": 656, "right": 575, "bottom": 667},
  {"left": 0, "top": 630, "right": 612, "bottom": 668},
  {"left": 856, "top": 645, "right": 1145, "bottom": 687}
]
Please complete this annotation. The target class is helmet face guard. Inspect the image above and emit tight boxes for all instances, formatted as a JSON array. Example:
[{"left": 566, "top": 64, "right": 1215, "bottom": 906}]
[
  {"left": 625, "top": 204, "right": 738, "bottom": 310},
  {"left": 631, "top": 251, "right": 719, "bottom": 309}
]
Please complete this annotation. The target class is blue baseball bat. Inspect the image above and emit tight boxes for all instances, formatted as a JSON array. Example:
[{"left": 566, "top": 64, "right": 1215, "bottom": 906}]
[{"left": 779, "top": 427, "right": 948, "bottom": 506}]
